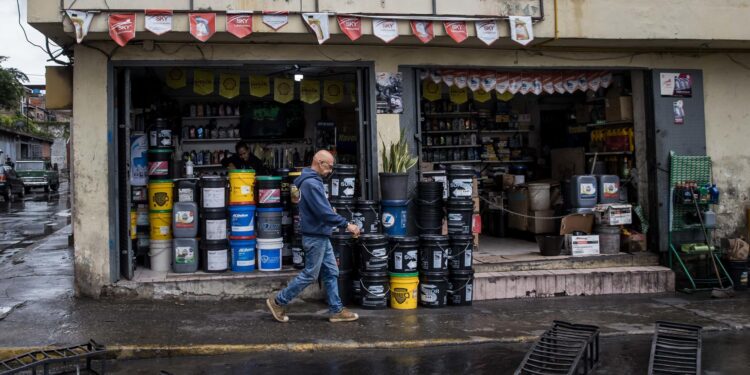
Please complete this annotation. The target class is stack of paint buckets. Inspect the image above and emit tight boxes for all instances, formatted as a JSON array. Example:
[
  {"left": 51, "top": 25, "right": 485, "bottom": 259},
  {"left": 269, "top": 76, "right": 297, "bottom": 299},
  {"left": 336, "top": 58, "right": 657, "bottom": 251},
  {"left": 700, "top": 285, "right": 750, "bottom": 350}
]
[
  {"left": 147, "top": 139, "right": 175, "bottom": 272},
  {"left": 200, "top": 175, "right": 229, "bottom": 273},
  {"left": 329, "top": 164, "right": 358, "bottom": 306},
  {"left": 387, "top": 235, "right": 420, "bottom": 309},
  {"left": 277, "top": 168, "right": 293, "bottom": 265},
  {"left": 130, "top": 132, "right": 150, "bottom": 261},
  {"left": 256, "top": 176, "right": 283, "bottom": 271},
  {"left": 172, "top": 178, "right": 199, "bottom": 273},
  {"left": 228, "top": 169, "right": 257, "bottom": 272},
  {"left": 289, "top": 171, "right": 304, "bottom": 270},
  {"left": 445, "top": 165, "right": 475, "bottom": 306}
]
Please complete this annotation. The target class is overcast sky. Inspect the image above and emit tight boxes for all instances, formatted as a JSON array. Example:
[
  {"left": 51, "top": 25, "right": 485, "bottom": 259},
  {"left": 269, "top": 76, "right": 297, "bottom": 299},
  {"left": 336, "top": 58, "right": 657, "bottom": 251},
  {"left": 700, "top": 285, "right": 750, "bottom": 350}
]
[{"left": 1, "top": 0, "right": 68, "bottom": 85}]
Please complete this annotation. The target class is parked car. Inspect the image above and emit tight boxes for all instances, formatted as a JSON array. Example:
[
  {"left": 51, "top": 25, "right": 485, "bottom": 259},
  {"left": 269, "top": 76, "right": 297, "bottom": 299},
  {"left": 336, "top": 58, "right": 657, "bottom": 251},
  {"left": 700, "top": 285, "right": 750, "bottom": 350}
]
[
  {"left": 0, "top": 165, "right": 25, "bottom": 202},
  {"left": 15, "top": 160, "right": 60, "bottom": 193}
]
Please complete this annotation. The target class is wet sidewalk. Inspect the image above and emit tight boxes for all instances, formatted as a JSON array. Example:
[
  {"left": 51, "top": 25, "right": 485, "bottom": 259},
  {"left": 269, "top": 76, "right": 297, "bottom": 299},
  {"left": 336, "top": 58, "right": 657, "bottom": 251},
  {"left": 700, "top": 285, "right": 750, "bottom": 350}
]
[{"left": 1, "top": 227, "right": 749, "bottom": 359}]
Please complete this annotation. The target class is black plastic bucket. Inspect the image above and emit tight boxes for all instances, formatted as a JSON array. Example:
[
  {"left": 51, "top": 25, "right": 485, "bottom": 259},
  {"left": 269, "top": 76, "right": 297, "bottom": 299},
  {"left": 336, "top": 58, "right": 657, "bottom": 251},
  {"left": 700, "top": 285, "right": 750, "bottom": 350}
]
[
  {"left": 418, "top": 181, "right": 444, "bottom": 201},
  {"left": 448, "top": 269, "right": 474, "bottom": 306},
  {"left": 419, "top": 271, "right": 449, "bottom": 308},
  {"left": 330, "top": 164, "right": 357, "bottom": 201},
  {"left": 200, "top": 176, "right": 226, "bottom": 209},
  {"left": 360, "top": 271, "right": 389, "bottom": 310},
  {"left": 447, "top": 165, "right": 474, "bottom": 200},
  {"left": 420, "top": 234, "right": 449, "bottom": 272},
  {"left": 728, "top": 261, "right": 748, "bottom": 291},
  {"left": 256, "top": 176, "right": 282, "bottom": 208},
  {"left": 291, "top": 236, "right": 304, "bottom": 270},
  {"left": 338, "top": 269, "right": 354, "bottom": 306},
  {"left": 331, "top": 199, "right": 356, "bottom": 235},
  {"left": 256, "top": 207, "right": 283, "bottom": 239},
  {"left": 201, "top": 207, "right": 227, "bottom": 241},
  {"left": 536, "top": 235, "right": 564, "bottom": 256},
  {"left": 359, "top": 234, "right": 389, "bottom": 272},
  {"left": 417, "top": 182, "right": 445, "bottom": 235},
  {"left": 276, "top": 168, "right": 292, "bottom": 206},
  {"left": 447, "top": 200, "right": 473, "bottom": 235},
  {"left": 352, "top": 274, "right": 362, "bottom": 306},
  {"left": 332, "top": 234, "right": 354, "bottom": 271},
  {"left": 148, "top": 148, "right": 174, "bottom": 179},
  {"left": 388, "top": 236, "right": 420, "bottom": 274},
  {"left": 174, "top": 178, "right": 199, "bottom": 203},
  {"left": 354, "top": 199, "right": 380, "bottom": 234},
  {"left": 200, "top": 239, "right": 229, "bottom": 273},
  {"left": 449, "top": 234, "right": 474, "bottom": 271}
]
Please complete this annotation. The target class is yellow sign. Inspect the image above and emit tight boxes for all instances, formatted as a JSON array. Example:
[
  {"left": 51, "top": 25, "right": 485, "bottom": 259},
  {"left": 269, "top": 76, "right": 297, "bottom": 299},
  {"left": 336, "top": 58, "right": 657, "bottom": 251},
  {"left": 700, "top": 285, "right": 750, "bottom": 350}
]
[
  {"left": 323, "top": 80, "right": 344, "bottom": 104},
  {"left": 473, "top": 88, "right": 491, "bottom": 103},
  {"left": 300, "top": 79, "right": 320, "bottom": 104},
  {"left": 274, "top": 77, "right": 294, "bottom": 103},
  {"left": 422, "top": 80, "right": 441, "bottom": 101},
  {"left": 193, "top": 69, "right": 214, "bottom": 95},
  {"left": 497, "top": 91, "right": 514, "bottom": 102},
  {"left": 449, "top": 85, "right": 468, "bottom": 104},
  {"left": 166, "top": 68, "right": 186, "bottom": 89},
  {"left": 250, "top": 75, "right": 270, "bottom": 98},
  {"left": 219, "top": 73, "right": 240, "bottom": 99}
]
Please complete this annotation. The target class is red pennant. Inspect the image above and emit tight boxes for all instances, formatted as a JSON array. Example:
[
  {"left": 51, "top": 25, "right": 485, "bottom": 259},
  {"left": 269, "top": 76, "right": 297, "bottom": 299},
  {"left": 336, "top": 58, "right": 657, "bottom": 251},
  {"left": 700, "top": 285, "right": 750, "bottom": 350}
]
[
  {"left": 109, "top": 14, "right": 136, "bottom": 47},
  {"left": 227, "top": 12, "right": 252, "bottom": 39},
  {"left": 189, "top": 13, "right": 216, "bottom": 42},
  {"left": 337, "top": 16, "right": 361, "bottom": 41},
  {"left": 410, "top": 20, "right": 433, "bottom": 43},
  {"left": 444, "top": 21, "right": 468, "bottom": 43}
]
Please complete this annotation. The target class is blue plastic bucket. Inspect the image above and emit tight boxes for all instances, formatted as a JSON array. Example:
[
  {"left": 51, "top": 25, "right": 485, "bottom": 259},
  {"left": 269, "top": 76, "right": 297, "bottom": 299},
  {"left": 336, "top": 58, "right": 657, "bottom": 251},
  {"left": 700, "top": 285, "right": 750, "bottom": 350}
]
[
  {"left": 228, "top": 204, "right": 256, "bottom": 238},
  {"left": 257, "top": 237, "right": 283, "bottom": 271},
  {"left": 381, "top": 199, "right": 409, "bottom": 237},
  {"left": 230, "top": 239, "right": 257, "bottom": 272}
]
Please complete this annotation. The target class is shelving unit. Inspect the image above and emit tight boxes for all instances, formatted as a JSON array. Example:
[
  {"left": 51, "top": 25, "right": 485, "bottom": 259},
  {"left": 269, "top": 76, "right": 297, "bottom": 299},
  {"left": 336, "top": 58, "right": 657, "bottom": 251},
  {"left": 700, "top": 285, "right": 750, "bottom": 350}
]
[
  {"left": 422, "top": 130, "right": 478, "bottom": 134},
  {"left": 480, "top": 129, "right": 531, "bottom": 134},
  {"left": 423, "top": 145, "right": 479, "bottom": 149},
  {"left": 182, "top": 138, "right": 241, "bottom": 143},
  {"left": 193, "top": 164, "right": 223, "bottom": 168},
  {"left": 585, "top": 151, "right": 632, "bottom": 156},
  {"left": 182, "top": 116, "right": 240, "bottom": 120},
  {"left": 586, "top": 120, "right": 633, "bottom": 129}
]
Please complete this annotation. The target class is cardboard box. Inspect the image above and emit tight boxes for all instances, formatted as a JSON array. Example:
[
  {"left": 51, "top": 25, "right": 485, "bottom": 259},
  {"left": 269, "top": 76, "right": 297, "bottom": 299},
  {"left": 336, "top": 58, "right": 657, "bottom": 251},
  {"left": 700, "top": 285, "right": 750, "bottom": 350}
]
[
  {"left": 605, "top": 96, "right": 633, "bottom": 122},
  {"left": 508, "top": 188, "right": 529, "bottom": 231},
  {"left": 566, "top": 235, "right": 601, "bottom": 256},
  {"left": 594, "top": 204, "right": 633, "bottom": 225},
  {"left": 528, "top": 210, "right": 556, "bottom": 234},
  {"left": 550, "top": 148, "right": 585, "bottom": 181},
  {"left": 560, "top": 214, "right": 595, "bottom": 235}
]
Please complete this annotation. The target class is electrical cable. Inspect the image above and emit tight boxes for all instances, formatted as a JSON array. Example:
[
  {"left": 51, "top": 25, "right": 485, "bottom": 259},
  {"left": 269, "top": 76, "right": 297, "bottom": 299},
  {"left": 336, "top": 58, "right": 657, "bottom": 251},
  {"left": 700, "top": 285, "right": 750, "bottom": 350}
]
[{"left": 15, "top": 0, "right": 48, "bottom": 54}]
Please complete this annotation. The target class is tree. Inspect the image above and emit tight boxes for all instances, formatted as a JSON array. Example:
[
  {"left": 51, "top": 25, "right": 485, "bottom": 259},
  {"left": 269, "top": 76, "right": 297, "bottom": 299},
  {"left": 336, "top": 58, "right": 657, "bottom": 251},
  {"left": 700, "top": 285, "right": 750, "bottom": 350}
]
[{"left": 0, "top": 56, "right": 29, "bottom": 111}]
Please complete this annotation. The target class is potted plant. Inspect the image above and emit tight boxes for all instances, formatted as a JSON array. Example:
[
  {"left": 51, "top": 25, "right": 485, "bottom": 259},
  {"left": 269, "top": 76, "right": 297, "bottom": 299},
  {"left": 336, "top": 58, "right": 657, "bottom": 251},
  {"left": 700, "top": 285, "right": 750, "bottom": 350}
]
[{"left": 379, "top": 129, "right": 418, "bottom": 201}]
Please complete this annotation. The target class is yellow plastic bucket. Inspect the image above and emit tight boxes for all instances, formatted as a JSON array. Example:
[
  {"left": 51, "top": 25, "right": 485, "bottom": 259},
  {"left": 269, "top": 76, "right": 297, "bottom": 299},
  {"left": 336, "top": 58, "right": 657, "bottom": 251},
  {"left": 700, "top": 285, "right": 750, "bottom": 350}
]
[
  {"left": 390, "top": 273, "right": 419, "bottom": 310},
  {"left": 130, "top": 209, "right": 137, "bottom": 239},
  {"left": 229, "top": 169, "right": 256, "bottom": 205},
  {"left": 149, "top": 210, "right": 173, "bottom": 240},
  {"left": 148, "top": 180, "right": 174, "bottom": 211},
  {"left": 289, "top": 171, "right": 302, "bottom": 204}
]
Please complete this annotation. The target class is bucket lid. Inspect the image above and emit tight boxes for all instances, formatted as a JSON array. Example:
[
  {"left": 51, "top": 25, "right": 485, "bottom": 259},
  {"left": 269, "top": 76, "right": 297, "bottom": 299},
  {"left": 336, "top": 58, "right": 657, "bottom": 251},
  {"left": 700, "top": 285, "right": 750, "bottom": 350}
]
[
  {"left": 201, "top": 239, "right": 228, "bottom": 248},
  {"left": 390, "top": 272, "right": 419, "bottom": 277},
  {"left": 450, "top": 234, "right": 474, "bottom": 241},
  {"left": 229, "top": 169, "right": 255, "bottom": 173},
  {"left": 149, "top": 209, "right": 172, "bottom": 214},
  {"left": 174, "top": 178, "right": 198, "bottom": 183},
  {"left": 334, "top": 164, "right": 356, "bottom": 170},
  {"left": 388, "top": 236, "right": 420, "bottom": 243},
  {"left": 357, "top": 199, "right": 377, "bottom": 205},
  {"left": 148, "top": 179, "right": 174, "bottom": 184},
  {"left": 229, "top": 238, "right": 257, "bottom": 244},
  {"left": 331, "top": 233, "right": 353, "bottom": 240},
  {"left": 420, "top": 270, "right": 449, "bottom": 277},
  {"left": 447, "top": 200, "right": 473, "bottom": 207},
  {"left": 201, "top": 175, "right": 225, "bottom": 181},
  {"left": 360, "top": 234, "right": 387, "bottom": 241},
  {"left": 257, "top": 176, "right": 281, "bottom": 181},
  {"left": 228, "top": 204, "right": 256, "bottom": 210},
  {"left": 148, "top": 148, "right": 174, "bottom": 153},
  {"left": 381, "top": 199, "right": 409, "bottom": 206},
  {"left": 257, "top": 237, "right": 284, "bottom": 243},
  {"left": 420, "top": 234, "right": 449, "bottom": 241},
  {"left": 257, "top": 207, "right": 283, "bottom": 212},
  {"left": 360, "top": 271, "right": 388, "bottom": 278},
  {"left": 450, "top": 269, "right": 475, "bottom": 276}
]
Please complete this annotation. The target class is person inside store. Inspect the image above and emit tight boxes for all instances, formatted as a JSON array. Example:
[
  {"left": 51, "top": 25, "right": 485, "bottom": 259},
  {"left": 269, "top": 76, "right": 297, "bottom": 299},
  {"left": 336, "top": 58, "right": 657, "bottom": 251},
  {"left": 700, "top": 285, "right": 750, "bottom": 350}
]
[
  {"left": 221, "top": 141, "right": 269, "bottom": 174},
  {"left": 266, "top": 150, "right": 361, "bottom": 323}
]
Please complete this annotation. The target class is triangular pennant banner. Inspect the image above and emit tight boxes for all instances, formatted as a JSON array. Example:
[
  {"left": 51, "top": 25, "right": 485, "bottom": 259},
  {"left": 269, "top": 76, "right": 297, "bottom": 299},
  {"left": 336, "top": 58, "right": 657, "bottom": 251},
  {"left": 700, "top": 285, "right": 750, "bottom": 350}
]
[
  {"left": 554, "top": 73, "right": 566, "bottom": 94},
  {"left": 444, "top": 21, "right": 468, "bottom": 43},
  {"left": 227, "top": 11, "right": 253, "bottom": 39},
  {"left": 518, "top": 74, "right": 532, "bottom": 95},
  {"left": 495, "top": 74, "right": 509, "bottom": 94},
  {"left": 193, "top": 69, "right": 214, "bottom": 96},
  {"left": 588, "top": 71, "right": 602, "bottom": 91},
  {"left": 442, "top": 70, "right": 455, "bottom": 87},
  {"left": 166, "top": 68, "right": 186, "bottom": 89},
  {"left": 475, "top": 20, "right": 499, "bottom": 46},
  {"left": 189, "top": 13, "right": 216, "bottom": 42},
  {"left": 430, "top": 70, "right": 442, "bottom": 84},
  {"left": 373, "top": 19, "right": 398, "bottom": 43},
  {"left": 302, "top": 13, "right": 330, "bottom": 44},
  {"left": 509, "top": 16, "right": 534, "bottom": 46},
  {"left": 542, "top": 74, "right": 555, "bottom": 95},
  {"left": 250, "top": 75, "right": 270, "bottom": 97},
  {"left": 145, "top": 9, "right": 172, "bottom": 36},
  {"left": 600, "top": 72, "right": 613, "bottom": 88},
  {"left": 497, "top": 91, "right": 514, "bottom": 102},
  {"left": 449, "top": 86, "right": 468, "bottom": 104},
  {"left": 300, "top": 79, "right": 320, "bottom": 104},
  {"left": 532, "top": 76, "right": 543, "bottom": 95},
  {"left": 507, "top": 73, "right": 521, "bottom": 94},
  {"left": 422, "top": 80, "right": 442, "bottom": 102},
  {"left": 324, "top": 80, "right": 344, "bottom": 104},
  {"left": 410, "top": 20, "right": 433, "bottom": 43},
  {"left": 66, "top": 10, "right": 94, "bottom": 44},
  {"left": 263, "top": 11, "right": 288, "bottom": 30},
  {"left": 481, "top": 73, "right": 496, "bottom": 92},
  {"left": 577, "top": 71, "right": 589, "bottom": 92},
  {"left": 564, "top": 71, "right": 578, "bottom": 94},
  {"left": 109, "top": 14, "right": 136, "bottom": 47},
  {"left": 274, "top": 77, "right": 294, "bottom": 103},
  {"left": 219, "top": 73, "right": 240, "bottom": 99},
  {"left": 454, "top": 71, "right": 468, "bottom": 89},
  {"left": 337, "top": 16, "right": 362, "bottom": 41},
  {"left": 473, "top": 89, "right": 491, "bottom": 103},
  {"left": 468, "top": 72, "right": 481, "bottom": 92}
]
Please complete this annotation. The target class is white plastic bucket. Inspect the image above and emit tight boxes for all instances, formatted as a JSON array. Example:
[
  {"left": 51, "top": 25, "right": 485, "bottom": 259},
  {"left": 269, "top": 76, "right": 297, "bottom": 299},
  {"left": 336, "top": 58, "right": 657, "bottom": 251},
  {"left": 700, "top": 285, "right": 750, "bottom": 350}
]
[
  {"left": 257, "top": 237, "right": 283, "bottom": 271},
  {"left": 149, "top": 239, "right": 172, "bottom": 272},
  {"left": 528, "top": 182, "right": 551, "bottom": 211}
]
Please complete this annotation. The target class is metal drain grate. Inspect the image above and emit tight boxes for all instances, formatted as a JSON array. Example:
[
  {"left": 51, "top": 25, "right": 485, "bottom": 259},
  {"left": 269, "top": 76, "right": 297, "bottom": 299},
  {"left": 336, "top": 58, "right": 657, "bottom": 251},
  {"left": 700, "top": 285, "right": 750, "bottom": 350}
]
[
  {"left": 515, "top": 320, "right": 600, "bottom": 375},
  {"left": 648, "top": 321, "right": 702, "bottom": 375},
  {"left": 0, "top": 340, "right": 106, "bottom": 375}
]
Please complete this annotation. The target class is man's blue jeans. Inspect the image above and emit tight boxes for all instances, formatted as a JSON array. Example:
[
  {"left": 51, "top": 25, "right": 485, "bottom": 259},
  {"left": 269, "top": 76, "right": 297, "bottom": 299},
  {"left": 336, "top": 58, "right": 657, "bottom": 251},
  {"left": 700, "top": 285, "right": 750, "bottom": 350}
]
[{"left": 276, "top": 235, "right": 343, "bottom": 313}]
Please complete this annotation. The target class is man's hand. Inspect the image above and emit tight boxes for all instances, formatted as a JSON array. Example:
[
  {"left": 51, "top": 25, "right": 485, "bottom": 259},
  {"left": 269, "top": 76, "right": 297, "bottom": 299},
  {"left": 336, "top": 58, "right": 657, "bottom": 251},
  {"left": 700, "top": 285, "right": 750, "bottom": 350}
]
[{"left": 346, "top": 223, "right": 361, "bottom": 237}]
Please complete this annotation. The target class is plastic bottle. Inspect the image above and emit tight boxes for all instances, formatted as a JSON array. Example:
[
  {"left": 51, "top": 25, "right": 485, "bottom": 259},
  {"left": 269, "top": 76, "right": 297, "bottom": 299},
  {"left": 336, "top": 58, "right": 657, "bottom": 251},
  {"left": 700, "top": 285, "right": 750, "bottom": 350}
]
[
  {"left": 710, "top": 184, "right": 720, "bottom": 204},
  {"left": 185, "top": 157, "right": 194, "bottom": 178},
  {"left": 699, "top": 184, "right": 709, "bottom": 204}
]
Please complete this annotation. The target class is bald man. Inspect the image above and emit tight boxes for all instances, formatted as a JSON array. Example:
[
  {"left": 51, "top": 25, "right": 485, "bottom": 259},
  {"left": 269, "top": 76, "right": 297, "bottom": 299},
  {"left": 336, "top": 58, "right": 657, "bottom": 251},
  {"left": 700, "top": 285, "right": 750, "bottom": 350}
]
[{"left": 267, "top": 150, "right": 361, "bottom": 323}]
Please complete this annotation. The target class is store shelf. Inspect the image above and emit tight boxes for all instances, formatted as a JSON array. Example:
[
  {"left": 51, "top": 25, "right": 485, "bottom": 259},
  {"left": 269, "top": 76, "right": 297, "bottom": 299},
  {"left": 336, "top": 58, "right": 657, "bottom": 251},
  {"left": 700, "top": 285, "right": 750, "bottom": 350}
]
[
  {"left": 422, "top": 130, "right": 478, "bottom": 134},
  {"left": 585, "top": 151, "right": 632, "bottom": 156},
  {"left": 422, "top": 145, "right": 480, "bottom": 149},
  {"left": 483, "top": 159, "right": 534, "bottom": 164},
  {"left": 586, "top": 120, "right": 633, "bottom": 128},
  {"left": 182, "top": 116, "right": 240, "bottom": 120},
  {"left": 480, "top": 129, "right": 531, "bottom": 133},
  {"left": 193, "top": 164, "right": 223, "bottom": 168},
  {"left": 427, "top": 160, "right": 483, "bottom": 164},
  {"left": 182, "top": 138, "right": 241, "bottom": 143},
  {"left": 423, "top": 112, "right": 478, "bottom": 117}
]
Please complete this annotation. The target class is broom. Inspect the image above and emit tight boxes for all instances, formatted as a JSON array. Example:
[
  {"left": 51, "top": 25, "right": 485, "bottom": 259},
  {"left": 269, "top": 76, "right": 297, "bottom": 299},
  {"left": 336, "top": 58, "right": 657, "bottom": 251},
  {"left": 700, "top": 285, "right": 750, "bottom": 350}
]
[{"left": 691, "top": 187, "right": 734, "bottom": 298}]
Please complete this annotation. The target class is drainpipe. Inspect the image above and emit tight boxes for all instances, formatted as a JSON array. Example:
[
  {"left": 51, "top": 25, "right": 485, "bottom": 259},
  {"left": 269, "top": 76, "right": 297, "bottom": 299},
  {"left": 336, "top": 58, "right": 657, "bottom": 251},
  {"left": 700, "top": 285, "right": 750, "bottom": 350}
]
[
  {"left": 432, "top": 0, "right": 437, "bottom": 15},
  {"left": 532, "top": 0, "right": 559, "bottom": 48}
]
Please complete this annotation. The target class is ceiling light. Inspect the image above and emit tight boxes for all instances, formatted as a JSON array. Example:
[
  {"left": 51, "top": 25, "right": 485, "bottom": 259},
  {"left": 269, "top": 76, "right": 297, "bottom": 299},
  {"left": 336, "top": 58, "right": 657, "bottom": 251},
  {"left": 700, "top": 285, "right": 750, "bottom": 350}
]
[{"left": 294, "top": 74, "right": 304, "bottom": 82}]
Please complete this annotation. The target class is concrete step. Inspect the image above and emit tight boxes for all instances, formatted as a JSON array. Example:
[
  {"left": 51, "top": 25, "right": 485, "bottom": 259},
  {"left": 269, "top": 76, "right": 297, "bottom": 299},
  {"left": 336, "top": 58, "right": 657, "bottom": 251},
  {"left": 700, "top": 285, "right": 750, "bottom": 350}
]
[
  {"left": 474, "top": 252, "right": 660, "bottom": 273},
  {"left": 474, "top": 266, "right": 675, "bottom": 300}
]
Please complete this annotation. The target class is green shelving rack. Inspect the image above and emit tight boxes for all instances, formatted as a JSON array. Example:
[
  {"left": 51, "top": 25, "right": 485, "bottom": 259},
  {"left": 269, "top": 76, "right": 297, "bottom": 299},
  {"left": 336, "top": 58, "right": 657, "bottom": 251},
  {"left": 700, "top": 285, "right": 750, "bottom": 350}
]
[{"left": 668, "top": 152, "right": 733, "bottom": 292}]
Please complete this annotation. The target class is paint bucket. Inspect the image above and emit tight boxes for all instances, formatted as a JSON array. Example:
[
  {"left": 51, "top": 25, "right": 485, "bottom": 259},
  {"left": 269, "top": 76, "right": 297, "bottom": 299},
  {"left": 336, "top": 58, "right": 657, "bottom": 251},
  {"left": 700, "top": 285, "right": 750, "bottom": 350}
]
[
  {"left": 256, "top": 207, "right": 283, "bottom": 239},
  {"left": 353, "top": 199, "right": 380, "bottom": 234},
  {"left": 256, "top": 176, "right": 282, "bottom": 207},
  {"left": 148, "top": 180, "right": 174, "bottom": 211},
  {"left": 147, "top": 148, "right": 174, "bottom": 179},
  {"left": 389, "top": 272, "right": 419, "bottom": 310},
  {"left": 229, "top": 169, "right": 256, "bottom": 205},
  {"left": 448, "top": 234, "right": 474, "bottom": 271},
  {"left": 149, "top": 210, "right": 172, "bottom": 240},
  {"left": 332, "top": 234, "right": 354, "bottom": 271},
  {"left": 423, "top": 170, "right": 448, "bottom": 200},
  {"left": 417, "top": 182, "right": 445, "bottom": 235},
  {"left": 419, "top": 271, "right": 449, "bottom": 308},
  {"left": 595, "top": 225, "right": 621, "bottom": 254},
  {"left": 201, "top": 239, "right": 228, "bottom": 273},
  {"left": 448, "top": 269, "right": 474, "bottom": 306},
  {"left": 291, "top": 236, "right": 304, "bottom": 270},
  {"left": 172, "top": 238, "right": 198, "bottom": 273},
  {"left": 330, "top": 164, "right": 357, "bottom": 201},
  {"left": 174, "top": 178, "right": 199, "bottom": 203},
  {"left": 132, "top": 186, "right": 148, "bottom": 203},
  {"left": 331, "top": 199, "right": 356, "bottom": 235},
  {"left": 148, "top": 119, "right": 172, "bottom": 148},
  {"left": 360, "top": 271, "right": 389, "bottom": 310},
  {"left": 228, "top": 204, "right": 256, "bottom": 238},
  {"left": 277, "top": 168, "right": 292, "bottom": 205},
  {"left": 201, "top": 176, "right": 226, "bottom": 209},
  {"left": 352, "top": 274, "right": 362, "bottom": 306},
  {"left": 388, "top": 236, "right": 420, "bottom": 274},
  {"left": 257, "top": 237, "right": 283, "bottom": 271},
  {"left": 381, "top": 199, "right": 409, "bottom": 237},
  {"left": 289, "top": 171, "right": 302, "bottom": 204},
  {"left": 148, "top": 239, "right": 172, "bottom": 272},
  {"left": 201, "top": 208, "right": 227, "bottom": 241},
  {"left": 339, "top": 269, "right": 354, "bottom": 306},
  {"left": 446, "top": 200, "right": 473, "bottom": 235},
  {"left": 528, "top": 182, "right": 552, "bottom": 211},
  {"left": 447, "top": 165, "right": 474, "bottom": 200},
  {"left": 230, "top": 238, "right": 257, "bottom": 272},
  {"left": 172, "top": 201, "right": 199, "bottom": 238},
  {"left": 420, "top": 235, "right": 449, "bottom": 272},
  {"left": 358, "top": 234, "right": 389, "bottom": 272}
]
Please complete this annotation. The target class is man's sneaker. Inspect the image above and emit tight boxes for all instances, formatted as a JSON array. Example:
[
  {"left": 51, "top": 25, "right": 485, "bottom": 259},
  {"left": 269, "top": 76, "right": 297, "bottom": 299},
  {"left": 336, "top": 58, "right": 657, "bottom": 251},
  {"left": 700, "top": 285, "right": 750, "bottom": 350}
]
[
  {"left": 266, "top": 296, "right": 289, "bottom": 323},
  {"left": 329, "top": 308, "right": 359, "bottom": 322}
]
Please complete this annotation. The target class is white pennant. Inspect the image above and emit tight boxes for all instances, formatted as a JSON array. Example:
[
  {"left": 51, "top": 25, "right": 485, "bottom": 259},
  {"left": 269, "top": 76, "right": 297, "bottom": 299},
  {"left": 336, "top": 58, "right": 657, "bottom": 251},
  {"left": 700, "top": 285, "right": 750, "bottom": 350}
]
[
  {"left": 373, "top": 18, "right": 399, "bottom": 43},
  {"left": 475, "top": 20, "right": 499, "bottom": 46},
  {"left": 509, "top": 16, "right": 534, "bottom": 46},
  {"left": 66, "top": 10, "right": 95, "bottom": 44},
  {"left": 302, "top": 13, "right": 330, "bottom": 44}
]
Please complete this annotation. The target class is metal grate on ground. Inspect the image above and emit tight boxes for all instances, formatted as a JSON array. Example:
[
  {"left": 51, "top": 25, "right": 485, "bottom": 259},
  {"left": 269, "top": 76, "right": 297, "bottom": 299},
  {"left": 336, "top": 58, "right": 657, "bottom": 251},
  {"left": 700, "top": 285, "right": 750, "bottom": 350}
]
[
  {"left": 515, "top": 320, "right": 600, "bottom": 375},
  {"left": 0, "top": 340, "right": 106, "bottom": 375},
  {"left": 648, "top": 321, "right": 702, "bottom": 375}
]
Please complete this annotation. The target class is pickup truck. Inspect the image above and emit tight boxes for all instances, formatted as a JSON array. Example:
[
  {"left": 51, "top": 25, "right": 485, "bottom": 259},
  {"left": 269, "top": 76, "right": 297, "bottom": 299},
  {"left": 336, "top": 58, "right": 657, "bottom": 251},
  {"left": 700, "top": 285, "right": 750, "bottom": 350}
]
[{"left": 15, "top": 160, "right": 60, "bottom": 193}]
